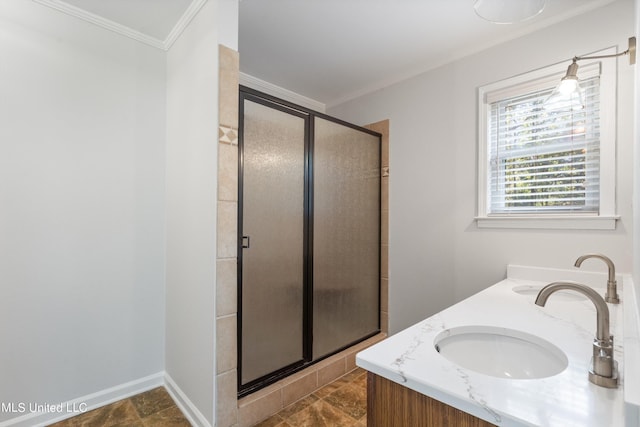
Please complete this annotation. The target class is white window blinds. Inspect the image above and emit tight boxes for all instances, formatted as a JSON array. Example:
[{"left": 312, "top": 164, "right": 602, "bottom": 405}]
[{"left": 488, "top": 75, "right": 600, "bottom": 214}]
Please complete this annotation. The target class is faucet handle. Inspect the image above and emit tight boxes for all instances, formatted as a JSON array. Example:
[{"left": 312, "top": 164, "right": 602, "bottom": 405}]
[
  {"left": 604, "top": 279, "right": 620, "bottom": 304},
  {"left": 589, "top": 348, "right": 618, "bottom": 388}
]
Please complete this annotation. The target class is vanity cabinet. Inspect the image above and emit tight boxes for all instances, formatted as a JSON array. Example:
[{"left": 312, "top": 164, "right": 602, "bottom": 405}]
[{"left": 366, "top": 372, "right": 496, "bottom": 427}]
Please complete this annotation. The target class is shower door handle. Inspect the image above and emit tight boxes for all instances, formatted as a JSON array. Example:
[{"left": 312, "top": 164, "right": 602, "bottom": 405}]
[{"left": 242, "top": 235, "right": 250, "bottom": 249}]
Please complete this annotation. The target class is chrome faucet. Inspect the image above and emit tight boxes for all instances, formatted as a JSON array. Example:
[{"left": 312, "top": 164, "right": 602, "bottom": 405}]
[
  {"left": 535, "top": 281, "right": 618, "bottom": 388},
  {"left": 574, "top": 253, "right": 619, "bottom": 303}
]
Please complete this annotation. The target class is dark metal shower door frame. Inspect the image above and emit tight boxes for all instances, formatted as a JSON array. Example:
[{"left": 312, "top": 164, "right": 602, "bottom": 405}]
[{"left": 237, "top": 86, "right": 381, "bottom": 397}]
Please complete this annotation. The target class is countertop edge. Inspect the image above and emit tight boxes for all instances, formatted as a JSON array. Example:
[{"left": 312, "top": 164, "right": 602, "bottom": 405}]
[{"left": 623, "top": 274, "right": 640, "bottom": 424}]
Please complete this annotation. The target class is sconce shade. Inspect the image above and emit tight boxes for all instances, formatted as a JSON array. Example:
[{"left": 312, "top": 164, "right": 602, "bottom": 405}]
[
  {"left": 474, "top": 0, "right": 545, "bottom": 24},
  {"left": 544, "top": 61, "right": 585, "bottom": 111}
]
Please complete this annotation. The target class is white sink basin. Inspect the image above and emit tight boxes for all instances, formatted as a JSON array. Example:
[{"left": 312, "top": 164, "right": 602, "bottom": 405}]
[
  {"left": 434, "top": 326, "right": 568, "bottom": 379},
  {"left": 512, "top": 284, "right": 587, "bottom": 301}
]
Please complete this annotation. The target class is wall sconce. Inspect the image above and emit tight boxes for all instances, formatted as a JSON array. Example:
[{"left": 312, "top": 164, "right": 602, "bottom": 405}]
[{"left": 544, "top": 37, "right": 636, "bottom": 110}]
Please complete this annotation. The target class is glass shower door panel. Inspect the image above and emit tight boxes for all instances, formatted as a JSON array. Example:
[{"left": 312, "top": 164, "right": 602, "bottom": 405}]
[
  {"left": 241, "top": 99, "right": 306, "bottom": 385},
  {"left": 313, "top": 118, "right": 380, "bottom": 359}
]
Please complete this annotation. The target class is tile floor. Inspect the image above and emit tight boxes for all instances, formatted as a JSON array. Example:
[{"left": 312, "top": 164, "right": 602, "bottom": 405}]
[
  {"left": 253, "top": 368, "right": 367, "bottom": 427},
  {"left": 47, "top": 387, "right": 190, "bottom": 427},
  {"left": 48, "top": 367, "right": 367, "bottom": 427}
]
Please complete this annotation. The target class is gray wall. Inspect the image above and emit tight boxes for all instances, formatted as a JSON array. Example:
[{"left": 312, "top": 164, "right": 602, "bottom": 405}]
[
  {"left": 634, "top": 0, "right": 640, "bottom": 309},
  {"left": 165, "top": 1, "right": 219, "bottom": 425},
  {"left": 0, "top": 0, "right": 166, "bottom": 422}
]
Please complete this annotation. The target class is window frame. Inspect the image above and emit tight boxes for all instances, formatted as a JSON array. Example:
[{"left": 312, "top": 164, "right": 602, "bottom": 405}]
[{"left": 476, "top": 48, "right": 619, "bottom": 230}]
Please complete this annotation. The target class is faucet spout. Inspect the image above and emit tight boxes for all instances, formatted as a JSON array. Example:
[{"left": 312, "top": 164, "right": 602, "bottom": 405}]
[
  {"left": 535, "top": 281, "right": 618, "bottom": 388},
  {"left": 535, "top": 282, "right": 610, "bottom": 342},
  {"left": 574, "top": 253, "right": 619, "bottom": 304}
]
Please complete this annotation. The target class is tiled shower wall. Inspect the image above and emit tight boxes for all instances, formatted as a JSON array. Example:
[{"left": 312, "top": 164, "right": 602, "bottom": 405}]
[
  {"left": 365, "top": 119, "right": 390, "bottom": 334},
  {"left": 216, "top": 44, "right": 240, "bottom": 427},
  {"left": 215, "top": 44, "right": 390, "bottom": 427}
]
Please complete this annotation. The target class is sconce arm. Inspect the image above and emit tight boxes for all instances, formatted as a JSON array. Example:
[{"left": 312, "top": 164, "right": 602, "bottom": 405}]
[{"left": 574, "top": 36, "right": 636, "bottom": 65}]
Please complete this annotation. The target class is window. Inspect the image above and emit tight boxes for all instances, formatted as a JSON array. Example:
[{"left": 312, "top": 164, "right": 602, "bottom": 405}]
[{"left": 477, "top": 49, "right": 618, "bottom": 230}]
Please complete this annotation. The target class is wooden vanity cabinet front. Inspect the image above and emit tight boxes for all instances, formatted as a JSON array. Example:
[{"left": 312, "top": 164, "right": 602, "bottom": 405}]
[{"left": 366, "top": 372, "right": 497, "bottom": 427}]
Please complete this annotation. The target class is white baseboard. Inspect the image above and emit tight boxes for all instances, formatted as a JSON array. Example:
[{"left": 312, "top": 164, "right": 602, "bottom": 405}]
[
  {"left": 164, "top": 373, "right": 212, "bottom": 427},
  {"left": 0, "top": 372, "right": 164, "bottom": 427},
  {"left": 0, "top": 372, "right": 214, "bottom": 427}
]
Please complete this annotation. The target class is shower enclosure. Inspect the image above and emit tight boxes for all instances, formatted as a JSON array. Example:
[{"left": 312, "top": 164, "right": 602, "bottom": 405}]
[{"left": 238, "top": 87, "right": 381, "bottom": 396}]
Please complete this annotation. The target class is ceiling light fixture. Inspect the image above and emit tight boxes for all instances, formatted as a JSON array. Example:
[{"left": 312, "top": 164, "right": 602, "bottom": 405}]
[
  {"left": 544, "top": 37, "right": 636, "bottom": 110},
  {"left": 473, "top": 0, "right": 545, "bottom": 24}
]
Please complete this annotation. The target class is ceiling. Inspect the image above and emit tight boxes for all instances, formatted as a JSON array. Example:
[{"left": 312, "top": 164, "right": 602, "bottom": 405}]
[
  {"left": 239, "top": 0, "right": 618, "bottom": 107},
  {"left": 35, "top": 0, "right": 618, "bottom": 106}
]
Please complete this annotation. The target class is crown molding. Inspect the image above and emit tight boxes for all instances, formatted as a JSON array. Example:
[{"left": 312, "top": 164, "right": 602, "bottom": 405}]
[
  {"left": 240, "top": 73, "right": 326, "bottom": 113},
  {"left": 32, "top": 0, "right": 166, "bottom": 49},
  {"left": 164, "top": 0, "right": 208, "bottom": 50},
  {"left": 31, "top": 0, "right": 208, "bottom": 51}
]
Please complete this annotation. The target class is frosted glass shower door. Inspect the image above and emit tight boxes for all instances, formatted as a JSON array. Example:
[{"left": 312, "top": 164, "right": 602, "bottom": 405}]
[
  {"left": 239, "top": 97, "right": 307, "bottom": 386},
  {"left": 312, "top": 117, "right": 381, "bottom": 359}
]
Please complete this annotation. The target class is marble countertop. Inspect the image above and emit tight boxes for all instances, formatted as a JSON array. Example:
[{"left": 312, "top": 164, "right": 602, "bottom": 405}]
[{"left": 357, "top": 265, "right": 637, "bottom": 427}]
